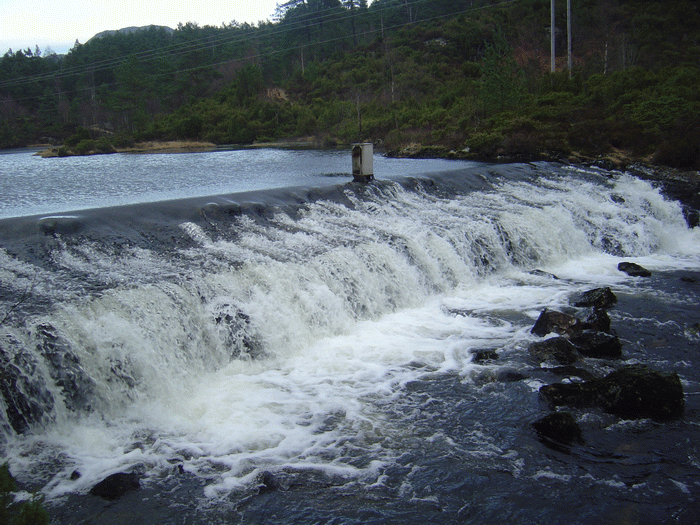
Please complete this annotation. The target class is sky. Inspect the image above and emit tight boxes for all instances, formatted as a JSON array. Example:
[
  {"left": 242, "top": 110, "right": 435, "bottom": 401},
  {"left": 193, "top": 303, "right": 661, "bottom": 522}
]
[{"left": 1, "top": 0, "right": 282, "bottom": 55}]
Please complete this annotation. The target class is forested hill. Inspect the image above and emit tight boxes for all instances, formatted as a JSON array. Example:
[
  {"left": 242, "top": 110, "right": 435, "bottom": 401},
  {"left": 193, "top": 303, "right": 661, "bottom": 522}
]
[{"left": 1, "top": 0, "right": 699, "bottom": 169}]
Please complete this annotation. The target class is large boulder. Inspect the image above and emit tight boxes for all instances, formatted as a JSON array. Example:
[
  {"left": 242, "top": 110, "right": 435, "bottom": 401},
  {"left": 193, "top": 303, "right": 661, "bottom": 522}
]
[
  {"left": 596, "top": 366, "right": 684, "bottom": 420},
  {"left": 540, "top": 365, "right": 684, "bottom": 421}
]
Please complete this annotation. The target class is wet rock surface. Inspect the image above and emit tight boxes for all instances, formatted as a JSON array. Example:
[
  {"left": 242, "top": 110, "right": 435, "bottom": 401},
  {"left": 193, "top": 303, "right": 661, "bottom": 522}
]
[
  {"left": 89, "top": 472, "right": 141, "bottom": 501},
  {"left": 618, "top": 261, "right": 652, "bottom": 277},
  {"left": 540, "top": 365, "right": 684, "bottom": 421},
  {"left": 532, "top": 412, "right": 584, "bottom": 445}
]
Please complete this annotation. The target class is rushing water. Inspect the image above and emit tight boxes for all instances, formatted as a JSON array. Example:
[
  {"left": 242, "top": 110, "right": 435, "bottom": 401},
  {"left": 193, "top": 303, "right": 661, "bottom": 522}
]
[{"left": 0, "top": 150, "right": 699, "bottom": 524}]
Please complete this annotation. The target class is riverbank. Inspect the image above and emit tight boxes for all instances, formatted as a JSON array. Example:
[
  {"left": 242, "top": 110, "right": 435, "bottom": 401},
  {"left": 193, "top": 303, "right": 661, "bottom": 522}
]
[{"left": 35, "top": 140, "right": 217, "bottom": 157}]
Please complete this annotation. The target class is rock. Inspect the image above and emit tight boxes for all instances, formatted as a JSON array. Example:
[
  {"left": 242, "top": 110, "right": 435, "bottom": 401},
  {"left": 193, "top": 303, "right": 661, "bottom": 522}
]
[
  {"left": 569, "top": 330, "right": 623, "bottom": 359},
  {"left": 0, "top": 336, "right": 55, "bottom": 434},
  {"left": 532, "top": 412, "right": 584, "bottom": 445},
  {"left": 529, "top": 337, "right": 581, "bottom": 365},
  {"left": 213, "top": 304, "right": 266, "bottom": 359},
  {"left": 89, "top": 472, "right": 140, "bottom": 500},
  {"left": 540, "top": 365, "right": 684, "bottom": 421},
  {"left": 35, "top": 323, "right": 96, "bottom": 413},
  {"left": 596, "top": 365, "right": 684, "bottom": 421},
  {"left": 497, "top": 369, "right": 527, "bottom": 382},
  {"left": 686, "top": 208, "right": 699, "bottom": 229},
  {"left": 531, "top": 309, "right": 582, "bottom": 337},
  {"left": 572, "top": 287, "right": 617, "bottom": 309},
  {"left": 610, "top": 194, "right": 626, "bottom": 204},
  {"left": 581, "top": 307, "right": 612, "bottom": 333},
  {"left": 686, "top": 322, "right": 700, "bottom": 339},
  {"left": 529, "top": 269, "right": 559, "bottom": 280},
  {"left": 547, "top": 366, "right": 597, "bottom": 382},
  {"left": 471, "top": 349, "right": 498, "bottom": 363},
  {"left": 540, "top": 381, "right": 598, "bottom": 409},
  {"left": 618, "top": 262, "right": 651, "bottom": 277},
  {"left": 256, "top": 470, "right": 292, "bottom": 493}
]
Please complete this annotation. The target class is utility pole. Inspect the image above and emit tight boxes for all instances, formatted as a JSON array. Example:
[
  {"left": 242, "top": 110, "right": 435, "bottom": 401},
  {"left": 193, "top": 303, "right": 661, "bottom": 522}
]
[
  {"left": 551, "top": 0, "right": 556, "bottom": 72},
  {"left": 567, "top": 0, "right": 572, "bottom": 77}
]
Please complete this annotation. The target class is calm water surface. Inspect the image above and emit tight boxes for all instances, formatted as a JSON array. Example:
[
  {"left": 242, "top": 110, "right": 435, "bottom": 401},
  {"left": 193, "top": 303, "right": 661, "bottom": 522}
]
[{"left": 0, "top": 148, "right": 472, "bottom": 218}]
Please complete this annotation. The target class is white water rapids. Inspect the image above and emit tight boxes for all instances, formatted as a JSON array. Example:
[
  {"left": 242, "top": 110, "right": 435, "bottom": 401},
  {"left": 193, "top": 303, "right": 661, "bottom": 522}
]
[{"left": 0, "top": 160, "right": 698, "bottom": 521}]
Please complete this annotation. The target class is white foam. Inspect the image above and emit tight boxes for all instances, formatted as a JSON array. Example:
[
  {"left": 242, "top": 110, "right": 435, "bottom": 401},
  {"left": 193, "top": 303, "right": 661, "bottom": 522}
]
[{"left": 3, "top": 164, "right": 699, "bottom": 503}]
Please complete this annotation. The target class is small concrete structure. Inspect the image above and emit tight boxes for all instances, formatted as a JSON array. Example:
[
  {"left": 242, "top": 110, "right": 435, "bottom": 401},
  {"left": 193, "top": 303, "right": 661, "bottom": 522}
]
[{"left": 352, "top": 143, "right": 374, "bottom": 182}]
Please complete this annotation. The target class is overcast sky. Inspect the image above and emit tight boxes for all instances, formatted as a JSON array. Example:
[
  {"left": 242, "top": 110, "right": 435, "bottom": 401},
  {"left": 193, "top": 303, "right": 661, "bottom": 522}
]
[{"left": 1, "top": 0, "right": 282, "bottom": 54}]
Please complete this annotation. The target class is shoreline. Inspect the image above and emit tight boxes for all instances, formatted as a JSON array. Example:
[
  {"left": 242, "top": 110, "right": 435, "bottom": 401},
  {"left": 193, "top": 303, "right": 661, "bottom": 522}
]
[
  {"left": 35, "top": 140, "right": 218, "bottom": 157},
  {"left": 32, "top": 137, "right": 333, "bottom": 158}
]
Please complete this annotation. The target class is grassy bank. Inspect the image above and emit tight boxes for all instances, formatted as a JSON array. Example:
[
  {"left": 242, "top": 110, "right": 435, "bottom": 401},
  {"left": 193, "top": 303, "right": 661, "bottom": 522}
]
[{"left": 36, "top": 140, "right": 217, "bottom": 158}]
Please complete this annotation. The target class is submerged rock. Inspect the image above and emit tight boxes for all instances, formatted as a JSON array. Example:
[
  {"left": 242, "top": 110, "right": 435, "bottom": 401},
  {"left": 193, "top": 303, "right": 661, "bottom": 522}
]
[
  {"left": 89, "top": 472, "right": 140, "bottom": 500},
  {"left": 532, "top": 412, "right": 584, "bottom": 445},
  {"left": 618, "top": 262, "right": 652, "bottom": 277},
  {"left": 540, "top": 365, "right": 684, "bottom": 421}
]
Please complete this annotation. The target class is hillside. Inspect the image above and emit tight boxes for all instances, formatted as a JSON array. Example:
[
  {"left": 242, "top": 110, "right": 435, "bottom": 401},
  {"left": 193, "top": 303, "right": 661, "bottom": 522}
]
[{"left": 1, "top": 0, "right": 699, "bottom": 169}]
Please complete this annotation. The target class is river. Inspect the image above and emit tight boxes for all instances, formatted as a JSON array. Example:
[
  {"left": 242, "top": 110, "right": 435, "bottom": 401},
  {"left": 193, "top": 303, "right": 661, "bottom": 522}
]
[{"left": 0, "top": 149, "right": 698, "bottom": 523}]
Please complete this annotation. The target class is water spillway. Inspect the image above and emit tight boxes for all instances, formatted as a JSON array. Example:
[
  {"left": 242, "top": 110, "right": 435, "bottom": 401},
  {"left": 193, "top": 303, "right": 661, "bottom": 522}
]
[{"left": 0, "top": 156, "right": 698, "bottom": 523}]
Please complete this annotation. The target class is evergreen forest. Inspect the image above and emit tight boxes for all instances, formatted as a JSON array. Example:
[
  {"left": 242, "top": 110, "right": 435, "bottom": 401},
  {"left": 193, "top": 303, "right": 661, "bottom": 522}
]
[{"left": 1, "top": 0, "right": 699, "bottom": 168}]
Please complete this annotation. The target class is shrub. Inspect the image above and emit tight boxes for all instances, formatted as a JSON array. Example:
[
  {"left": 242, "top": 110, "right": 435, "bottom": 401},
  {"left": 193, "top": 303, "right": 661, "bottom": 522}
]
[
  {"left": 64, "top": 127, "right": 90, "bottom": 147},
  {"left": 13, "top": 497, "right": 49, "bottom": 525},
  {"left": 111, "top": 134, "right": 134, "bottom": 149},
  {"left": 1, "top": 463, "right": 50, "bottom": 525},
  {"left": 94, "top": 136, "right": 115, "bottom": 154},
  {"left": 465, "top": 131, "right": 504, "bottom": 157},
  {"left": 73, "top": 139, "right": 95, "bottom": 155}
]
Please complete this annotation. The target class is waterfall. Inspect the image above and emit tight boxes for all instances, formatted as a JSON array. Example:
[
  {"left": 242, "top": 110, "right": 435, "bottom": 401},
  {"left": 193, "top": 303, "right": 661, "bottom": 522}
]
[{"left": 0, "top": 161, "right": 697, "bottom": 510}]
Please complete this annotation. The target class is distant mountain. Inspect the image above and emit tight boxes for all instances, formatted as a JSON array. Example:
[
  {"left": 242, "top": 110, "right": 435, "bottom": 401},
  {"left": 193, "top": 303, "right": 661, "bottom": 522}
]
[{"left": 87, "top": 25, "right": 174, "bottom": 42}]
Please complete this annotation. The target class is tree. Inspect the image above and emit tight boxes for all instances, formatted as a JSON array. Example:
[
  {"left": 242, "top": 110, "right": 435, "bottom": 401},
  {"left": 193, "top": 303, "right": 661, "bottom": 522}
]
[{"left": 479, "top": 30, "right": 526, "bottom": 115}]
